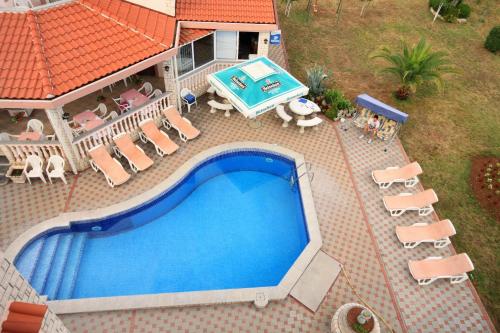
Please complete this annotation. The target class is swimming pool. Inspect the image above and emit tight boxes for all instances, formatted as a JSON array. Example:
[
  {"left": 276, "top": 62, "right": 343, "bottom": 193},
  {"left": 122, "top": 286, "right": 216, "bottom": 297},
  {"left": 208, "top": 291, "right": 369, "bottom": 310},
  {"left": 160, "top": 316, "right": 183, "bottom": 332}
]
[{"left": 14, "top": 147, "right": 316, "bottom": 304}]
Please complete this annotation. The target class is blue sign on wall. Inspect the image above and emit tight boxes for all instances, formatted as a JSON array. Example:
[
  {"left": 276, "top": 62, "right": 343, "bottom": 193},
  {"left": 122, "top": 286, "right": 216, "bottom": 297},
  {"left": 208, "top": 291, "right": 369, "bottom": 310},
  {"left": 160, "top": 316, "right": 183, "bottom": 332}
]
[{"left": 270, "top": 30, "right": 281, "bottom": 45}]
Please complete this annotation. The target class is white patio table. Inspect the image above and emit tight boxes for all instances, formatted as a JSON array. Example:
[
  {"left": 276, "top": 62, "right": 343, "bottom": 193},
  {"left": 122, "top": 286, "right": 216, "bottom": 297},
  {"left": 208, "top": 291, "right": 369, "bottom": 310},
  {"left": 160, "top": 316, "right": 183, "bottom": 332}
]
[{"left": 289, "top": 98, "right": 320, "bottom": 117}]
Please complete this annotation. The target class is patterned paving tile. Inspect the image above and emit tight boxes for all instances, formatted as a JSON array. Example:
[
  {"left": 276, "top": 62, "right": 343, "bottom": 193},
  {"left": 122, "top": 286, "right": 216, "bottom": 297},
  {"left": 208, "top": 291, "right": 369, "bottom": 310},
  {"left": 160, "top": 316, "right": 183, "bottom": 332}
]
[
  {"left": 335, "top": 122, "right": 494, "bottom": 333},
  {"left": 0, "top": 44, "right": 492, "bottom": 333}
]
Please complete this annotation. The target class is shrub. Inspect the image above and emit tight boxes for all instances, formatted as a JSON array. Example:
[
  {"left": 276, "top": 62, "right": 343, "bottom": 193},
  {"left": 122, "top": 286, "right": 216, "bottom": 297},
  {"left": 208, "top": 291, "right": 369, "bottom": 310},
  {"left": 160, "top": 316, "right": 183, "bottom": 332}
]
[
  {"left": 306, "top": 65, "right": 329, "bottom": 98},
  {"left": 336, "top": 98, "right": 352, "bottom": 111},
  {"left": 325, "top": 108, "right": 338, "bottom": 120},
  {"left": 485, "top": 26, "right": 500, "bottom": 53},
  {"left": 457, "top": 3, "right": 471, "bottom": 18},
  {"left": 324, "top": 89, "right": 342, "bottom": 105}
]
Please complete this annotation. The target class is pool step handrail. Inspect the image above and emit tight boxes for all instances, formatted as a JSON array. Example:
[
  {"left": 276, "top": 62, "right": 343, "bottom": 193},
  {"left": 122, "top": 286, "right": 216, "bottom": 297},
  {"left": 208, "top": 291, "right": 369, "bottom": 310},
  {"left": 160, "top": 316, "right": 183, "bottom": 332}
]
[{"left": 290, "top": 162, "right": 314, "bottom": 188}]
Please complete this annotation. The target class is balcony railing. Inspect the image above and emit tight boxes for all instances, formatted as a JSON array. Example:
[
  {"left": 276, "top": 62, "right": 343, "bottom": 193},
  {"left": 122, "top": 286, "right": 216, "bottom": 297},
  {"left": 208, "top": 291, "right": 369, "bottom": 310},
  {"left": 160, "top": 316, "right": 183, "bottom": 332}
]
[
  {"left": 72, "top": 92, "right": 173, "bottom": 170},
  {"left": 177, "top": 60, "right": 242, "bottom": 97},
  {"left": 0, "top": 140, "right": 67, "bottom": 169}
]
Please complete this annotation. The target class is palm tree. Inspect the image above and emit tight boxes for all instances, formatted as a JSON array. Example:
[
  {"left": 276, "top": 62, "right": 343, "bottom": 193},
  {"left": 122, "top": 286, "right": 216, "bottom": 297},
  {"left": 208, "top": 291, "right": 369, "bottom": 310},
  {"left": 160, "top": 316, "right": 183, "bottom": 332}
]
[{"left": 371, "top": 38, "right": 455, "bottom": 99}]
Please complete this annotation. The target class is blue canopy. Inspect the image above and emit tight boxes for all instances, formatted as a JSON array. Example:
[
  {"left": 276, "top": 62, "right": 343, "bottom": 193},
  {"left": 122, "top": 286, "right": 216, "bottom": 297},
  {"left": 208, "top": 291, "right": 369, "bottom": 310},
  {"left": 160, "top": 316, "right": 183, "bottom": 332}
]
[{"left": 355, "top": 94, "right": 408, "bottom": 123}]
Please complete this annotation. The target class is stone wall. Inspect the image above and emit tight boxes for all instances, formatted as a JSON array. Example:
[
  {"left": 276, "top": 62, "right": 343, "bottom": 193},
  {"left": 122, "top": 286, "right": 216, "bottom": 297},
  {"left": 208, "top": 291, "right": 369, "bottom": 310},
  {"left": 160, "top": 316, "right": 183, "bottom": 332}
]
[{"left": 0, "top": 252, "right": 70, "bottom": 333}]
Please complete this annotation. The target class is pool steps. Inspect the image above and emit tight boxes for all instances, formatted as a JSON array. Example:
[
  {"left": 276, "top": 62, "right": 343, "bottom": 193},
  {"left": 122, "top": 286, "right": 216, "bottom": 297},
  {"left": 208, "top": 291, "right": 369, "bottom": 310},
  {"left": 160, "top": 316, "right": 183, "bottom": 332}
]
[
  {"left": 30, "top": 234, "right": 60, "bottom": 293},
  {"left": 14, "top": 233, "right": 87, "bottom": 300},
  {"left": 43, "top": 234, "right": 74, "bottom": 300},
  {"left": 15, "top": 237, "right": 45, "bottom": 281},
  {"left": 57, "top": 233, "right": 87, "bottom": 300}
]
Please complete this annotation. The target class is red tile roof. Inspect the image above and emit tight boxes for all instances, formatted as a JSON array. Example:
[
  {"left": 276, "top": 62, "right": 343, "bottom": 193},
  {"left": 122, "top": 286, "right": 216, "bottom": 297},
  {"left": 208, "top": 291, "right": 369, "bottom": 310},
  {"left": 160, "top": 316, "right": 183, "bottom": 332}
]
[
  {"left": 0, "top": 0, "right": 276, "bottom": 100},
  {"left": 176, "top": 0, "right": 276, "bottom": 24},
  {"left": 179, "top": 28, "right": 213, "bottom": 45},
  {"left": 0, "top": 1, "right": 175, "bottom": 99}
]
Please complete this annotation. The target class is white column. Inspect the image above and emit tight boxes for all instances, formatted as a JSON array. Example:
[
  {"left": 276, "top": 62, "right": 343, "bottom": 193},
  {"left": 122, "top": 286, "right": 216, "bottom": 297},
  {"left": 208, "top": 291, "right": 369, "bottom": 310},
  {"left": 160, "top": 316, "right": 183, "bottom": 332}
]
[
  {"left": 45, "top": 108, "right": 79, "bottom": 174},
  {"left": 257, "top": 32, "right": 271, "bottom": 57}
]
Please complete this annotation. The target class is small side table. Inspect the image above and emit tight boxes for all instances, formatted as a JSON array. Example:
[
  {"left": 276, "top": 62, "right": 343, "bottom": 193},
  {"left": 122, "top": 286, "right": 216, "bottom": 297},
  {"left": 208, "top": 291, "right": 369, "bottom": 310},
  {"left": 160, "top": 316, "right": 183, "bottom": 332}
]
[{"left": 331, "top": 303, "right": 380, "bottom": 333}]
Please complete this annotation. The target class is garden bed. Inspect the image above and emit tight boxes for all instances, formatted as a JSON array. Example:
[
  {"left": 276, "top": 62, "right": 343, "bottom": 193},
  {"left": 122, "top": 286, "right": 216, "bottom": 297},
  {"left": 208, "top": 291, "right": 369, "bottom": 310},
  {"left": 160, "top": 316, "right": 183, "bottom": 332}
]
[{"left": 470, "top": 157, "right": 500, "bottom": 221}]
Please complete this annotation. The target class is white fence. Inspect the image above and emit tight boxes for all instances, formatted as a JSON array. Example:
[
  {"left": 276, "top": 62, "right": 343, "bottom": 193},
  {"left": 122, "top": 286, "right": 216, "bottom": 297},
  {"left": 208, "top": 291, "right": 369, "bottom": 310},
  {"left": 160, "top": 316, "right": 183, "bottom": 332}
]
[
  {"left": 72, "top": 92, "right": 173, "bottom": 170},
  {"left": 177, "top": 60, "right": 241, "bottom": 97},
  {"left": 0, "top": 140, "right": 67, "bottom": 168}
]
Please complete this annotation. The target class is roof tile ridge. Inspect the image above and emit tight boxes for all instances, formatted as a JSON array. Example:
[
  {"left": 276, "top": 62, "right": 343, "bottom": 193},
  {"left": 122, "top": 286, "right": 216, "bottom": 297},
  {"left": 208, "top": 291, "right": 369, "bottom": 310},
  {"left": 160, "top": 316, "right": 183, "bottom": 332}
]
[
  {"left": 26, "top": 10, "right": 56, "bottom": 98},
  {"left": 77, "top": 0, "right": 172, "bottom": 48}
]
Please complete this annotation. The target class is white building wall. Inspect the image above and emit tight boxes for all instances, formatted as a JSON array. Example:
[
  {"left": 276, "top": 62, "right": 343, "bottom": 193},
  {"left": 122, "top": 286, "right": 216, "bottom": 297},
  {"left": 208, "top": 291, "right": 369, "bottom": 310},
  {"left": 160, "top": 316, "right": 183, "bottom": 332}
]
[
  {"left": 257, "top": 32, "right": 271, "bottom": 57},
  {"left": 124, "top": 0, "right": 175, "bottom": 16}
]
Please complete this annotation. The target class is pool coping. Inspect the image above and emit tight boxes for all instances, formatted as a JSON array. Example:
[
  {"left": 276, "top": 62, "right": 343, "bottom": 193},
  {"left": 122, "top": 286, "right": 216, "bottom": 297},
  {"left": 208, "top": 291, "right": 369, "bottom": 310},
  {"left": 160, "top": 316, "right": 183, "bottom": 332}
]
[{"left": 5, "top": 141, "right": 322, "bottom": 314}]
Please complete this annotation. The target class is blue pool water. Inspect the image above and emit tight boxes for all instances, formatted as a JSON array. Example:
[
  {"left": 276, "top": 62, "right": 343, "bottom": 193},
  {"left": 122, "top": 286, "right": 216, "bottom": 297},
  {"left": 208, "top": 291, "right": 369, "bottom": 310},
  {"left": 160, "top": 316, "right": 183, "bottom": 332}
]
[{"left": 14, "top": 151, "right": 309, "bottom": 300}]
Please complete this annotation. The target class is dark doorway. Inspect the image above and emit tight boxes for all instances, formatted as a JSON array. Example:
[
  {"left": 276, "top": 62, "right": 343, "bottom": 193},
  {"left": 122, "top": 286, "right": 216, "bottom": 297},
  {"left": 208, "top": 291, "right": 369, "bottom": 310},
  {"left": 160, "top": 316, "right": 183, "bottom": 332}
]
[{"left": 238, "top": 32, "right": 259, "bottom": 60}]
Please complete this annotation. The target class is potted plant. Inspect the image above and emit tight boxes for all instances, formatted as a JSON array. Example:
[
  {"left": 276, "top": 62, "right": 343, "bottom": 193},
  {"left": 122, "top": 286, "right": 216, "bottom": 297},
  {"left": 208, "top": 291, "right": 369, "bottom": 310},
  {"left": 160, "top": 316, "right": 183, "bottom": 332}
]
[
  {"left": 6, "top": 165, "right": 26, "bottom": 184},
  {"left": 347, "top": 306, "right": 375, "bottom": 333},
  {"left": 96, "top": 94, "right": 106, "bottom": 102}
]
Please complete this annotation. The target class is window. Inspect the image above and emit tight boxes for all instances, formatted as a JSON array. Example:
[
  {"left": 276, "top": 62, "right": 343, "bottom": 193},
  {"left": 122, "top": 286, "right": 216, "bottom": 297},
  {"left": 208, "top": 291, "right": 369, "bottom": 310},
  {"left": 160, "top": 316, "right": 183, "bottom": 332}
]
[
  {"left": 216, "top": 31, "right": 238, "bottom": 59},
  {"left": 193, "top": 34, "right": 214, "bottom": 68},
  {"left": 238, "top": 32, "right": 259, "bottom": 59},
  {"left": 176, "top": 43, "right": 193, "bottom": 76}
]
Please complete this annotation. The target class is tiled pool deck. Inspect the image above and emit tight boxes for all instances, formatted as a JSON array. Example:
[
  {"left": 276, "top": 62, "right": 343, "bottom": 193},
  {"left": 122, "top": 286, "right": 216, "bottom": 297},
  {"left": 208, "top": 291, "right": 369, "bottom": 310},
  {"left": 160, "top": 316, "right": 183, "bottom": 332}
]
[{"left": 0, "top": 47, "right": 494, "bottom": 333}]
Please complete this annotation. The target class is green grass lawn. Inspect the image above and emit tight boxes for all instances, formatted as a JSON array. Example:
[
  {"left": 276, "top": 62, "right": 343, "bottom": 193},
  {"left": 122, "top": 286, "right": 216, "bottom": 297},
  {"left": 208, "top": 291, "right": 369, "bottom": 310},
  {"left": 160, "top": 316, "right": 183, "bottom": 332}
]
[{"left": 277, "top": 0, "right": 499, "bottom": 328}]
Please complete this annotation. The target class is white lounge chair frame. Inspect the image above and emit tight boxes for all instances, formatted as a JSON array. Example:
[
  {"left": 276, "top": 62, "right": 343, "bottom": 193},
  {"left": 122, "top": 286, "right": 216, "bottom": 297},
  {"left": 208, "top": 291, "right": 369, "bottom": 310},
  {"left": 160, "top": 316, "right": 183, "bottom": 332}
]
[
  {"left": 89, "top": 146, "right": 125, "bottom": 188},
  {"left": 397, "top": 222, "right": 455, "bottom": 248},
  {"left": 410, "top": 256, "right": 473, "bottom": 285},
  {"left": 112, "top": 133, "right": 148, "bottom": 173},
  {"left": 138, "top": 119, "right": 176, "bottom": 157},
  {"left": 383, "top": 192, "right": 435, "bottom": 217},
  {"left": 24, "top": 155, "right": 46, "bottom": 184},
  {"left": 372, "top": 166, "right": 420, "bottom": 189},
  {"left": 162, "top": 115, "right": 194, "bottom": 143},
  {"left": 46, "top": 155, "right": 67, "bottom": 184}
]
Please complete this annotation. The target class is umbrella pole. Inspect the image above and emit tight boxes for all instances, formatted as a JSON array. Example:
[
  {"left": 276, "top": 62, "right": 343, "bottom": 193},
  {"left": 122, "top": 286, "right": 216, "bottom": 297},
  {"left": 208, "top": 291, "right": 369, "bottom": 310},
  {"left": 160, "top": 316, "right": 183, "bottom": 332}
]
[{"left": 247, "top": 117, "right": 262, "bottom": 129}]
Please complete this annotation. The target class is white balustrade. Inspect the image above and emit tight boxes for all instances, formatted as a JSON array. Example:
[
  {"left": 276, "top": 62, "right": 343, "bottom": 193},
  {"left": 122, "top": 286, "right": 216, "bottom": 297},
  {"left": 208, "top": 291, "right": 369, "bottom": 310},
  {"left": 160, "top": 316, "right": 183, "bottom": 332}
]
[
  {"left": 72, "top": 92, "right": 173, "bottom": 170},
  {"left": 0, "top": 140, "right": 67, "bottom": 169},
  {"left": 177, "top": 60, "right": 242, "bottom": 97}
]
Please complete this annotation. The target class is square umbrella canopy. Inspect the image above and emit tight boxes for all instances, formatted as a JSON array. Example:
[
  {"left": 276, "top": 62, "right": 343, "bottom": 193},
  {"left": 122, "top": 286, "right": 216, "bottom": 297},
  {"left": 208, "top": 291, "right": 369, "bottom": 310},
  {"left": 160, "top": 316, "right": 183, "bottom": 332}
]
[{"left": 207, "top": 57, "right": 309, "bottom": 119}]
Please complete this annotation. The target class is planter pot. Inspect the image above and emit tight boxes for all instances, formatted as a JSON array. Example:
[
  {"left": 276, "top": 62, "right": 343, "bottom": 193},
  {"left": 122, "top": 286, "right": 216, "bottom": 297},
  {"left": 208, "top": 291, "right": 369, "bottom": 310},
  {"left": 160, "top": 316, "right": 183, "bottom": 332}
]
[{"left": 6, "top": 166, "right": 26, "bottom": 184}]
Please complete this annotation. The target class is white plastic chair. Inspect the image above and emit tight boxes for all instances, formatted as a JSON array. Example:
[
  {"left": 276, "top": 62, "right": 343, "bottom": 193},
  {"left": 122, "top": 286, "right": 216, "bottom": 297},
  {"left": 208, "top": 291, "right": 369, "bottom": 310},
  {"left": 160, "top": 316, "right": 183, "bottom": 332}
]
[
  {"left": 92, "top": 103, "right": 108, "bottom": 117},
  {"left": 148, "top": 89, "right": 163, "bottom": 99},
  {"left": 104, "top": 111, "right": 119, "bottom": 121},
  {"left": 113, "top": 97, "right": 130, "bottom": 113},
  {"left": 139, "top": 82, "right": 153, "bottom": 96},
  {"left": 24, "top": 155, "right": 46, "bottom": 184},
  {"left": 26, "top": 119, "right": 44, "bottom": 133},
  {"left": 180, "top": 88, "right": 197, "bottom": 113},
  {"left": 46, "top": 155, "right": 67, "bottom": 184}
]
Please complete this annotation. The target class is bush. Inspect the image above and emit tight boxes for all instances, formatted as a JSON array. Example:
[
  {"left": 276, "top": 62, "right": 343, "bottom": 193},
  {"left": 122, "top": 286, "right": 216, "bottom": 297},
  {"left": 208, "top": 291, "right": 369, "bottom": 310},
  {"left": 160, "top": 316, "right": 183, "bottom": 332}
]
[
  {"left": 457, "top": 3, "right": 471, "bottom": 18},
  {"left": 485, "top": 26, "right": 500, "bottom": 53},
  {"left": 325, "top": 108, "right": 338, "bottom": 120},
  {"left": 324, "top": 89, "right": 342, "bottom": 105}
]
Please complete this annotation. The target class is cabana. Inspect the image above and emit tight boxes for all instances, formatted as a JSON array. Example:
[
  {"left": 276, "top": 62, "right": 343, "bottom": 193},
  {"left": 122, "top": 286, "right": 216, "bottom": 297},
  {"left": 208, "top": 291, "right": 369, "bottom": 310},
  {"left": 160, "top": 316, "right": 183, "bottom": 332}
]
[
  {"left": 352, "top": 94, "right": 409, "bottom": 142},
  {"left": 206, "top": 57, "right": 308, "bottom": 121}
]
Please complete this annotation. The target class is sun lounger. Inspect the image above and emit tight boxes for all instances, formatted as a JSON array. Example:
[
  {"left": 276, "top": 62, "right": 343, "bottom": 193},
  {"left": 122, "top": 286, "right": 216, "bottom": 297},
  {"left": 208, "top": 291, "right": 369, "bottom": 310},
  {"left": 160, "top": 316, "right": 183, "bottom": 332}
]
[
  {"left": 139, "top": 119, "right": 179, "bottom": 157},
  {"left": 372, "top": 162, "right": 422, "bottom": 189},
  {"left": 88, "top": 145, "right": 130, "bottom": 187},
  {"left": 162, "top": 107, "right": 200, "bottom": 142},
  {"left": 408, "top": 253, "right": 474, "bottom": 285},
  {"left": 383, "top": 189, "right": 438, "bottom": 216},
  {"left": 396, "top": 219, "right": 456, "bottom": 248},
  {"left": 113, "top": 133, "right": 153, "bottom": 173}
]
